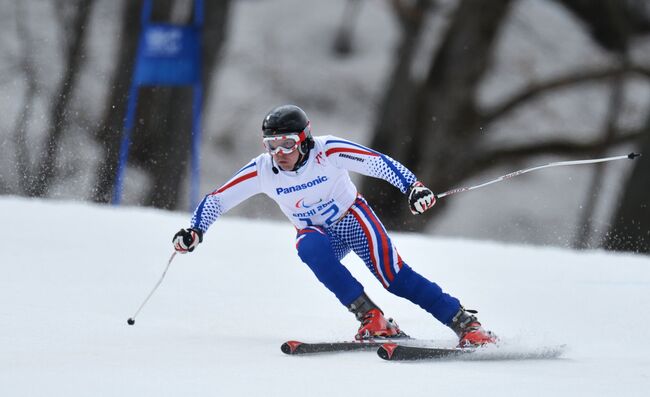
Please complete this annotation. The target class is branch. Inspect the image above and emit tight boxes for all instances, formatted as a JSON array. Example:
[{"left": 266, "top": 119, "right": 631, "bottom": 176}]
[
  {"left": 480, "top": 65, "right": 650, "bottom": 125},
  {"left": 30, "top": 0, "right": 95, "bottom": 197}
]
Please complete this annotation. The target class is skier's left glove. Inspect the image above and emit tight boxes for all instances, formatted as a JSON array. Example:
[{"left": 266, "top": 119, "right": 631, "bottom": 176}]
[
  {"left": 408, "top": 182, "right": 436, "bottom": 215},
  {"left": 172, "top": 228, "right": 203, "bottom": 253}
]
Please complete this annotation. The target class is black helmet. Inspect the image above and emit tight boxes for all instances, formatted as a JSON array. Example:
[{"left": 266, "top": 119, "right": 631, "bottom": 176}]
[{"left": 262, "top": 105, "right": 314, "bottom": 155}]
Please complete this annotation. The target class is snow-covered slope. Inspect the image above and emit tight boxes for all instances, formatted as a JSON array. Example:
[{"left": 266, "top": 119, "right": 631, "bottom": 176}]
[{"left": 1, "top": 198, "right": 649, "bottom": 396}]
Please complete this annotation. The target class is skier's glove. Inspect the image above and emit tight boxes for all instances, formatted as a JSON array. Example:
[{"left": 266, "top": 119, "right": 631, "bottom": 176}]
[
  {"left": 172, "top": 228, "right": 203, "bottom": 253},
  {"left": 408, "top": 182, "right": 436, "bottom": 215}
]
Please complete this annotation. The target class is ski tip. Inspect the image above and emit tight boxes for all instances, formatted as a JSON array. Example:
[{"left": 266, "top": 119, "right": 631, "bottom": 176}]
[
  {"left": 377, "top": 343, "right": 399, "bottom": 361},
  {"left": 281, "top": 340, "right": 303, "bottom": 355}
]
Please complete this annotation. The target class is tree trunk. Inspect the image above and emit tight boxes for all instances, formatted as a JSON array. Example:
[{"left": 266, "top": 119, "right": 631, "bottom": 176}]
[
  {"left": 361, "top": 0, "right": 432, "bottom": 224},
  {"left": 91, "top": 0, "right": 142, "bottom": 203},
  {"left": 555, "top": 0, "right": 634, "bottom": 53},
  {"left": 603, "top": 123, "right": 650, "bottom": 253},
  {"left": 573, "top": 66, "right": 627, "bottom": 249},
  {"left": 415, "top": 0, "right": 513, "bottom": 206},
  {"left": 364, "top": 0, "right": 513, "bottom": 231},
  {"left": 29, "top": 0, "right": 95, "bottom": 197},
  {"left": 11, "top": 2, "right": 39, "bottom": 195}
]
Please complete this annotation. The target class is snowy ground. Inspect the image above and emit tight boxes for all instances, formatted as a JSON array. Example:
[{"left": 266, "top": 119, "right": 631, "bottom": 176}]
[{"left": 1, "top": 197, "right": 649, "bottom": 396}]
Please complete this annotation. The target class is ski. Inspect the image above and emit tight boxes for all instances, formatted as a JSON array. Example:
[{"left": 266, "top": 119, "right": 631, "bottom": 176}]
[
  {"left": 280, "top": 336, "right": 417, "bottom": 355},
  {"left": 281, "top": 340, "right": 383, "bottom": 355},
  {"left": 377, "top": 343, "right": 469, "bottom": 361},
  {"left": 377, "top": 342, "right": 568, "bottom": 361}
]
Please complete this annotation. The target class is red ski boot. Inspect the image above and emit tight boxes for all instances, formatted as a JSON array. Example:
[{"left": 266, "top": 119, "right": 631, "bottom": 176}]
[
  {"left": 449, "top": 307, "right": 498, "bottom": 348},
  {"left": 355, "top": 308, "right": 407, "bottom": 340}
]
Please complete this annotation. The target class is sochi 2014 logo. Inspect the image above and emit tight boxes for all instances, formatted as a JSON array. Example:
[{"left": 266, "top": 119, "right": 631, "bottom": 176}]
[{"left": 295, "top": 198, "right": 323, "bottom": 209}]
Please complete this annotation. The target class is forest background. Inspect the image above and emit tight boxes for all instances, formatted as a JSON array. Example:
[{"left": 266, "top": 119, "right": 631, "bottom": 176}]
[{"left": 1, "top": 0, "right": 649, "bottom": 253}]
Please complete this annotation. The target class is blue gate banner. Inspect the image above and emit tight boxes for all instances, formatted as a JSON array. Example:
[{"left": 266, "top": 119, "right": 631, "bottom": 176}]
[
  {"left": 134, "top": 23, "right": 201, "bottom": 85},
  {"left": 113, "top": 0, "right": 204, "bottom": 209}
]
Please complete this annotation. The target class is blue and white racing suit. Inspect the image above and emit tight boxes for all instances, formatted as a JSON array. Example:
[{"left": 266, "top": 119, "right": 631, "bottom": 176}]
[{"left": 190, "top": 136, "right": 460, "bottom": 325}]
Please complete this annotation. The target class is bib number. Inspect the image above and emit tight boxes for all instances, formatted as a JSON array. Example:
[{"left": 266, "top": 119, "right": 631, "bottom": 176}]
[{"left": 299, "top": 204, "right": 340, "bottom": 227}]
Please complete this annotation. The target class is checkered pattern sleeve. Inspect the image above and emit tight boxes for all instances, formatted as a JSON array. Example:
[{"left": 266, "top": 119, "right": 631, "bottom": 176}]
[
  {"left": 190, "top": 160, "right": 261, "bottom": 233},
  {"left": 323, "top": 136, "right": 416, "bottom": 194}
]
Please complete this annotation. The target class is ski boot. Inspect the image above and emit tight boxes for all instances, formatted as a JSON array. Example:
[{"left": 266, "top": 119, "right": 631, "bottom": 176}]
[
  {"left": 348, "top": 292, "right": 407, "bottom": 340},
  {"left": 449, "top": 307, "right": 498, "bottom": 348},
  {"left": 355, "top": 308, "right": 407, "bottom": 340}
]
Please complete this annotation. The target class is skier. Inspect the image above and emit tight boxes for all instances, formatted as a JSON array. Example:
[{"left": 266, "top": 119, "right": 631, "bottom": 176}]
[{"left": 173, "top": 105, "right": 496, "bottom": 347}]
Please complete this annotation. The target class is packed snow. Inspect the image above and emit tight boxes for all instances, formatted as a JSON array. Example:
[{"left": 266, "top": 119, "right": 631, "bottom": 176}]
[{"left": 1, "top": 197, "right": 649, "bottom": 396}]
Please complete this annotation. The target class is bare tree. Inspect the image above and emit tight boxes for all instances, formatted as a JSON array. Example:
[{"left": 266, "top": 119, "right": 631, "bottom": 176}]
[
  {"left": 6, "top": 0, "right": 95, "bottom": 197},
  {"left": 362, "top": 0, "right": 650, "bottom": 234},
  {"left": 29, "top": 0, "right": 96, "bottom": 197},
  {"left": 553, "top": 0, "right": 650, "bottom": 251},
  {"left": 363, "top": 0, "right": 513, "bottom": 230},
  {"left": 367, "top": 0, "right": 434, "bottom": 163},
  {"left": 361, "top": 0, "right": 434, "bottom": 229}
]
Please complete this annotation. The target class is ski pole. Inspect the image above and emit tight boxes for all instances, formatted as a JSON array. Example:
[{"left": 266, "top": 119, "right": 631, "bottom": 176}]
[
  {"left": 435, "top": 152, "right": 641, "bottom": 199},
  {"left": 127, "top": 251, "right": 177, "bottom": 325}
]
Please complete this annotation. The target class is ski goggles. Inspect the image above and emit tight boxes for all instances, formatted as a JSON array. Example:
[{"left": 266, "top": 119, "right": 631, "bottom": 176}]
[{"left": 262, "top": 130, "right": 307, "bottom": 155}]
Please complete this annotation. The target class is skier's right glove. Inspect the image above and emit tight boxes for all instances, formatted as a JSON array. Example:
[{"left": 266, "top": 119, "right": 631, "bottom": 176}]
[{"left": 172, "top": 228, "right": 203, "bottom": 253}]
